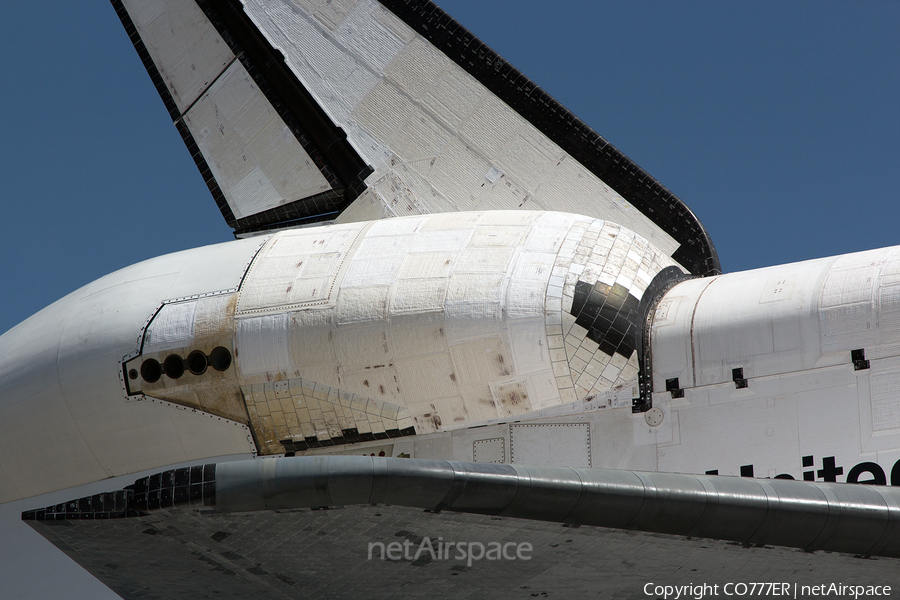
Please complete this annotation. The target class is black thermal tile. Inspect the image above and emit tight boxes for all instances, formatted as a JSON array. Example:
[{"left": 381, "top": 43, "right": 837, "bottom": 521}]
[
  {"left": 579, "top": 299, "right": 601, "bottom": 321},
  {"left": 604, "top": 293, "right": 625, "bottom": 312},
  {"left": 202, "top": 482, "right": 216, "bottom": 506},
  {"left": 572, "top": 282, "right": 591, "bottom": 315},
  {"left": 599, "top": 302, "right": 619, "bottom": 323},
  {"left": 594, "top": 282, "right": 612, "bottom": 299},
  {"left": 610, "top": 283, "right": 629, "bottom": 300},
  {"left": 598, "top": 338, "right": 617, "bottom": 356},
  {"left": 615, "top": 344, "right": 635, "bottom": 360},
  {"left": 604, "top": 329, "right": 624, "bottom": 347},
  {"left": 610, "top": 315, "right": 632, "bottom": 337},
  {"left": 575, "top": 311, "right": 595, "bottom": 333},
  {"left": 588, "top": 288, "right": 606, "bottom": 309},
  {"left": 174, "top": 486, "right": 189, "bottom": 505},
  {"left": 593, "top": 314, "right": 614, "bottom": 334},
  {"left": 623, "top": 293, "right": 640, "bottom": 312},
  {"left": 174, "top": 468, "right": 190, "bottom": 487}
]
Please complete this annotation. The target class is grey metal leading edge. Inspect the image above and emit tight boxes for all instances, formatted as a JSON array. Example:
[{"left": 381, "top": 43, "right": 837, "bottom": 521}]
[
  {"left": 213, "top": 456, "right": 900, "bottom": 558},
  {"left": 24, "top": 456, "right": 900, "bottom": 559}
]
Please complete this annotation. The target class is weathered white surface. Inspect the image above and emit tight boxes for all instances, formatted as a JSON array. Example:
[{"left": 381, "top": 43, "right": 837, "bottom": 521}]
[
  {"left": 650, "top": 245, "right": 900, "bottom": 484},
  {"left": 123, "top": 0, "right": 234, "bottom": 113},
  {"left": 183, "top": 60, "right": 332, "bottom": 219},
  {"left": 0, "top": 238, "right": 263, "bottom": 502},
  {"left": 119, "top": 0, "right": 334, "bottom": 224},
  {"left": 233, "top": 211, "right": 676, "bottom": 445},
  {"left": 509, "top": 423, "right": 591, "bottom": 468},
  {"left": 242, "top": 0, "right": 679, "bottom": 254}
]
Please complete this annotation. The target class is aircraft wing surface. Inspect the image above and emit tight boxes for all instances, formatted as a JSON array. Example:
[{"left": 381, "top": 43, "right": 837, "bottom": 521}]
[
  {"left": 112, "top": 0, "right": 719, "bottom": 275},
  {"left": 23, "top": 456, "right": 900, "bottom": 598}
]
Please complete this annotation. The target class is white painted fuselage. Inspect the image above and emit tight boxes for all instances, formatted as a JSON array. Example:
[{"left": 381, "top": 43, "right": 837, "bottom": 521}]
[{"left": 1, "top": 212, "right": 899, "bottom": 510}]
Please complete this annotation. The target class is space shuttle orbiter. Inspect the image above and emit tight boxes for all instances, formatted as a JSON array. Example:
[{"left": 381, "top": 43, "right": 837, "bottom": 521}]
[{"left": 5, "top": 0, "right": 900, "bottom": 595}]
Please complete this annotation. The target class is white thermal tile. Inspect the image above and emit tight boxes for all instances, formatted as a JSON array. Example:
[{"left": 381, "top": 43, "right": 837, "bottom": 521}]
[
  {"left": 524, "top": 227, "right": 568, "bottom": 254},
  {"left": 569, "top": 356, "right": 588, "bottom": 375},
  {"left": 444, "top": 301, "right": 501, "bottom": 344},
  {"left": 353, "top": 80, "right": 415, "bottom": 143},
  {"left": 144, "top": 300, "right": 198, "bottom": 352},
  {"left": 562, "top": 312, "right": 576, "bottom": 336},
  {"left": 321, "top": 53, "right": 380, "bottom": 120},
  {"left": 398, "top": 252, "right": 457, "bottom": 279},
  {"left": 333, "top": 1, "right": 404, "bottom": 74},
  {"left": 289, "top": 309, "right": 337, "bottom": 365},
  {"left": 408, "top": 229, "right": 471, "bottom": 253},
  {"left": 335, "top": 285, "right": 390, "bottom": 324},
  {"left": 552, "top": 361, "right": 570, "bottom": 378},
  {"left": 185, "top": 61, "right": 331, "bottom": 219},
  {"left": 427, "top": 143, "right": 494, "bottom": 205},
  {"left": 124, "top": 0, "right": 235, "bottom": 113},
  {"left": 468, "top": 225, "right": 526, "bottom": 247},
  {"left": 368, "top": 216, "right": 426, "bottom": 237},
  {"left": 446, "top": 272, "right": 504, "bottom": 302},
  {"left": 342, "top": 256, "right": 403, "bottom": 287},
  {"left": 512, "top": 252, "right": 556, "bottom": 281},
  {"left": 574, "top": 346, "right": 594, "bottom": 364},
  {"left": 423, "top": 65, "right": 484, "bottom": 131},
  {"left": 576, "top": 371, "right": 598, "bottom": 391},
  {"left": 395, "top": 354, "right": 457, "bottom": 401},
  {"left": 236, "top": 313, "right": 292, "bottom": 376},
  {"left": 389, "top": 107, "right": 454, "bottom": 163},
  {"left": 449, "top": 337, "right": 510, "bottom": 385},
  {"left": 508, "top": 319, "right": 551, "bottom": 374},
  {"left": 389, "top": 312, "right": 447, "bottom": 359},
  {"left": 389, "top": 278, "right": 448, "bottom": 315},
  {"left": 384, "top": 36, "right": 448, "bottom": 100},
  {"left": 357, "top": 234, "right": 414, "bottom": 257}
]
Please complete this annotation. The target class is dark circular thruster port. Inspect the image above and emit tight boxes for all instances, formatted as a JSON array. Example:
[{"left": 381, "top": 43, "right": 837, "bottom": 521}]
[
  {"left": 210, "top": 346, "right": 232, "bottom": 372},
  {"left": 140, "top": 359, "right": 162, "bottom": 383},
  {"left": 187, "top": 350, "right": 208, "bottom": 376},
  {"left": 128, "top": 369, "right": 139, "bottom": 380},
  {"left": 163, "top": 354, "right": 185, "bottom": 379}
]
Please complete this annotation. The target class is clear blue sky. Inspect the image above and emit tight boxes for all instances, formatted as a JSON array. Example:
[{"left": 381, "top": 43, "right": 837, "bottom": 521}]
[
  {"left": 0, "top": 2, "right": 898, "bottom": 596},
  {"left": 2, "top": 1, "right": 899, "bottom": 336}
]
